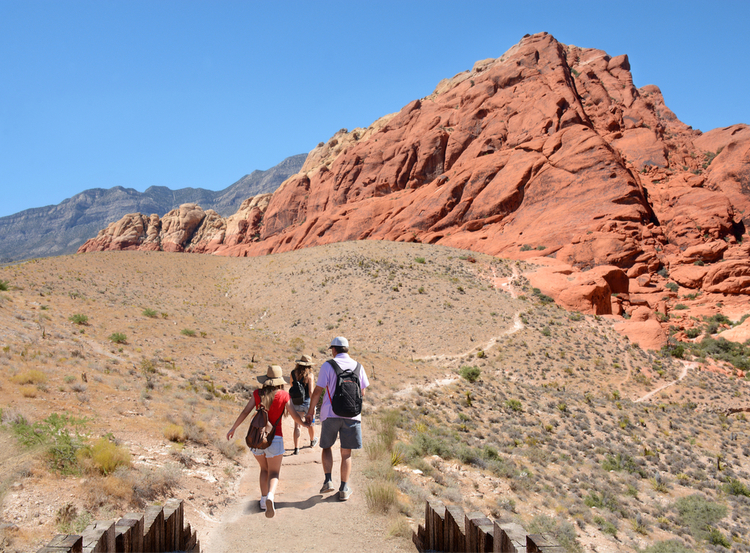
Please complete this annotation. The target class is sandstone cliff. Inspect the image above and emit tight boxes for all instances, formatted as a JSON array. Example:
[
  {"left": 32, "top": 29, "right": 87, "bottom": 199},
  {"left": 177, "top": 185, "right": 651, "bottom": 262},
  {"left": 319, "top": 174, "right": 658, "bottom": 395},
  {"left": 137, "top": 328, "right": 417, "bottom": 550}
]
[{"left": 79, "top": 34, "right": 750, "bottom": 348}]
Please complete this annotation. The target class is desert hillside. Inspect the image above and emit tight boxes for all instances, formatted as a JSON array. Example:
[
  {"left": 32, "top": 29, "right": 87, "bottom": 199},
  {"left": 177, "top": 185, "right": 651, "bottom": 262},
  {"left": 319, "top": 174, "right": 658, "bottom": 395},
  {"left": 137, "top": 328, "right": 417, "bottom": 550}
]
[
  {"left": 78, "top": 33, "right": 750, "bottom": 351},
  {"left": 1, "top": 243, "right": 749, "bottom": 552}
]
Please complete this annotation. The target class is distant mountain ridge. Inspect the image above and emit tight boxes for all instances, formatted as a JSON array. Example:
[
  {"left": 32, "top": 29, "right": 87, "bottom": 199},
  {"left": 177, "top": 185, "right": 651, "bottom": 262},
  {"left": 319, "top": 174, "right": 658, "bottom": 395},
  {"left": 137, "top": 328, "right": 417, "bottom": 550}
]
[{"left": 0, "top": 153, "right": 306, "bottom": 263}]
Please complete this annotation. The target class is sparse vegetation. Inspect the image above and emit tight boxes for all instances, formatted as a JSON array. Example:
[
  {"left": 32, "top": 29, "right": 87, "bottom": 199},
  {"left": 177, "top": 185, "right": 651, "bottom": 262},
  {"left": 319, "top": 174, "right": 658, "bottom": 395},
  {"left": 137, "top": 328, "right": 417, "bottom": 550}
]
[
  {"left": 68, "top": 313, "right": 89, "bottom": 325},
  {"left": 108, "top": 332, "right": 127, "bottom": 344}
]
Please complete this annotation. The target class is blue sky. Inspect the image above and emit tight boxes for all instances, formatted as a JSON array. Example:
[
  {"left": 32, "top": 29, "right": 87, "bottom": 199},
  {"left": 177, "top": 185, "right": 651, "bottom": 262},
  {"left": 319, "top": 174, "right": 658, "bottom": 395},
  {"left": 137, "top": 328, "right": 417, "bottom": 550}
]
[{"left": 1, "top": 0, "right": 748, "bottom": 218}]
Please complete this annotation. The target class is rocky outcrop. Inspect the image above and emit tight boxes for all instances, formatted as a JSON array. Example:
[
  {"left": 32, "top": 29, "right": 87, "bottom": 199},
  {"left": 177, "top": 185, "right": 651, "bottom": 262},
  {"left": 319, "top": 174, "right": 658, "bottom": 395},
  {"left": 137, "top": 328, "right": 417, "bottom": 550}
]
[
  {"left": 78, "top": 33, "right": 750, "bottom": 347},
  {"left": 0, "top": 154, "right": 305, "bottom": 263}
]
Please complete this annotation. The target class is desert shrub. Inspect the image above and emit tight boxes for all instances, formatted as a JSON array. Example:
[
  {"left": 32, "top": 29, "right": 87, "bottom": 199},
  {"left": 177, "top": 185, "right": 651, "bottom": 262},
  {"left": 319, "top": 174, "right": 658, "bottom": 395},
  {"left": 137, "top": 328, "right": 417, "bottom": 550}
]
[
  {"left": 637, "top": 540, "right": 691, "bottom": 553},
  {"left": 289, "top": 337, "right": 304, "bottom": 351},
  {"left": 69, "top": 313, "right": 88, "bottom": 325},
  {"left": 19, "top": 386, "right": 38, "bottom": 398},
  {"left": 593, "top": 515, "right": 618, "bottom": 536},
  {"left": 528, "top": 515, "right": 581, "bottom": 553},
  {"left": 723, "top": 477, "right": 750, "bottom": 497},
  {"left": 10, "top": 370, "right": 47, "bottom": 385},
  {"left": 130, "top": 463, "right": 181, "bottom": 505},
  {"left": 0, "top": 280, "right": 9, "bottom": 291},
  {"left": 687, "top": 336, "right": 750, "bottom": 371},
  {"left": 414, "top": 257, "right": 426, "bottom": 264},
  {"left": 12, "top": 413, "right": 88, "bottom": 474},
  {"left": 215, "top": 438, "right": 244, "bottom": 461},
  {"left": 674, "top": 304, "right": 688, "bottom": 310},
  {"left": 505, "top": 398, "right": 523, "bottom": 412},
  {"left": 584, "top": 490, "right": 620, "bottom": 513},
  {"left": 109, "top": 332, "right": 127, "bottom": 344},
  {"left": 142, "top": 308, "right": 158, "bottom": 318},
  {"left": 163, "top": 423, "right": 187, "bottom": 443},
  {"left": 706, "top": 527, "right": 731, "bottom": 547},
  {"left": 180, "top": 328, "right": 196, "bottom": 337},
  {"left": 459, "top": 365, "right": 481, "bottom": 382},
  {"left": 665, "top": 282, "right": 678, "bottom": 292},
  {"left": 78, "top": 437, "right": 131, "bottom": 475},
  {"left": 601, "top": 452, "right": 645, "bottom": 476},
  {"left": 673, "top": 494, "right": 727, "bottom": 542},
  {"left": 685, "top": 328, "right": 701, "bottom": 339},
  {"left": 55, "top": 505, "right": 93, "bottom": 534},
  {"left": 365, "top": 481, "right": 399, "bottom": 513}
]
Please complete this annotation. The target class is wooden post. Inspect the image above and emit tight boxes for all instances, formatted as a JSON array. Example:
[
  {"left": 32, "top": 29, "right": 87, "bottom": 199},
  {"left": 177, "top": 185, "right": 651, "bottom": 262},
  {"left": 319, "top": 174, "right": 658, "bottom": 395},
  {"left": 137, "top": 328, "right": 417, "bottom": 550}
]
[
  {"left": 80, "top": 520, "right": 115, "bottom": 553},
  {"left": 143, "top": 505, "right": 165, "bottom": 552},
  {"left": 428, "top": 501, "right": 446, "bottom": 551},
  {"left": 494, "top": 521, "right": 527, "bottom": 553},
  {"left": 444, "top": 505, "right": 465, "bottom": 552},
  {"left": 37, "top": 534, "right": 83, "bottom": 553},
  {"left": 465, "top": 512, "right": 490, "bottom": 553},
  {"left": 119, "top": 513, "right": 144, "bottom": 553},
  {"left": 527, "top": 534, "right": 564, "bottom": 553},
  {"left": 164, "top": 498, "right": 184, "bottom": 551},
  {"left": 478, "top": 523, "right": 494, "bottom": 553}
]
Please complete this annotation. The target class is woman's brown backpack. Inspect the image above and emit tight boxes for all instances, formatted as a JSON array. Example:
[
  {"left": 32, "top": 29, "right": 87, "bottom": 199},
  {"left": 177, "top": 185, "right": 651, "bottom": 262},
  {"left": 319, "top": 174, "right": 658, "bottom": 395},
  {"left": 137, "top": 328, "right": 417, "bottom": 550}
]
[{"left": 245, "top": 402, "right": 282, "bottom": 449}]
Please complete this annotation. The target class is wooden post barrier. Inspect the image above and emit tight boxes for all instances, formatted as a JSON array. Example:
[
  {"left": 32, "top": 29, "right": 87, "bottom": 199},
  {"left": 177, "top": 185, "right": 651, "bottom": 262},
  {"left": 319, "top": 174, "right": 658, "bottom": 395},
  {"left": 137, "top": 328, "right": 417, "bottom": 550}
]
[
  {"left": 37, "top": 499, "right": 199, "bottom": 553},
  {"left": 527, "top": 533, "right": 566, "bottom": 553},
  {"left": 413, "top": 500, "right": 561, "bottom": 553},
  {"left": 444, "top": 505, "right": 465, "bottom": 552},
  {"left": 494, "top": 521, "right": 528, "bottom": 553}
]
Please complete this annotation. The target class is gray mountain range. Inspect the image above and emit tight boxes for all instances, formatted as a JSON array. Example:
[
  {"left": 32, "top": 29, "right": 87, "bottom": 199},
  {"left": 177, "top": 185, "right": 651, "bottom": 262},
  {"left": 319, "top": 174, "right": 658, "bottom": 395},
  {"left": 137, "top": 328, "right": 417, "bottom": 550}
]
[{"left": 0, "top": 153, "right": 306, "bottom": 263}]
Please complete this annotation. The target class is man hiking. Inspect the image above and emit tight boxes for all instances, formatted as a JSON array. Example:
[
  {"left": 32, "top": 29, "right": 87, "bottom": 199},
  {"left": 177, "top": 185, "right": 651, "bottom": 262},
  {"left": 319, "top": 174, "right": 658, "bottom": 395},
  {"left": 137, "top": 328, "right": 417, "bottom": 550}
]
[{"left": 306, "top": 336, "right": 369, "bottom": 501}]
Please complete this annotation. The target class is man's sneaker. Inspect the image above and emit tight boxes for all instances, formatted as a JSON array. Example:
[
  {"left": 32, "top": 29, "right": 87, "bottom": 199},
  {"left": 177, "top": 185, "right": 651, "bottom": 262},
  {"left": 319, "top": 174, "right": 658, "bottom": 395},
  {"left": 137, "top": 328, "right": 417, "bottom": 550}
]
[
  {"left": 310, "top": 438, "right": 318, "bottom": 447},
  {"left": 320, "top": 480, "right": 335, "bottom": 493},
  {"left": 292, "top": 448, "right": 299, "bottom": 455},
  {"left": 265, "top": 498, "right": 275, "bottom": 518},
  {"left": 339, "top": 487, "right": 352, "bottom": 501}
]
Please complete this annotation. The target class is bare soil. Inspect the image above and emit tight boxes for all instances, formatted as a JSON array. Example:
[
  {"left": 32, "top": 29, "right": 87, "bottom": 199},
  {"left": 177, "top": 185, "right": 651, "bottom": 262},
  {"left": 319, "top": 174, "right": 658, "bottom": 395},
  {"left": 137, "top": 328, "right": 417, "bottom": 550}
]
[{"left": 0, "top": 241, "right": 748, "bottom": 553}]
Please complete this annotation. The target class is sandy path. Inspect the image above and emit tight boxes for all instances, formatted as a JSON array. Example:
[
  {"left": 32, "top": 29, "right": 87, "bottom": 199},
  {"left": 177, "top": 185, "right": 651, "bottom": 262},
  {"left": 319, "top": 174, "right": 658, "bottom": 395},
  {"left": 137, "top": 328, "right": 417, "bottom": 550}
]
[
  {"left": 635, "top": 361, "right": 695, "bottom": 403},
  {"left": 201, "top": 417, "right": 413, "bottom": 553}
]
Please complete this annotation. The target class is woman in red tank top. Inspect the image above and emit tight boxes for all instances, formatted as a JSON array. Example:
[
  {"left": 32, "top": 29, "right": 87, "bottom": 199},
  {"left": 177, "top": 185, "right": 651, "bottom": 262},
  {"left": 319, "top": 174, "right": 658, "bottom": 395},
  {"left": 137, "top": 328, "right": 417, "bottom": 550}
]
[{"left": 226, "top": 365, "right": 308, "bottom": 518}]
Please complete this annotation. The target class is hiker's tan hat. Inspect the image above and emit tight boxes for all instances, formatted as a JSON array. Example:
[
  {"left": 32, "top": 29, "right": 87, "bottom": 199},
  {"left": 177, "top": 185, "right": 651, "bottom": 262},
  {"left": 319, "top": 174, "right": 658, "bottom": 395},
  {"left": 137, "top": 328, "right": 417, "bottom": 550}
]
[
  {"left": 257, "top": 365, "right": 285, "bottom": 387},
  {"left": 295, "top": 354, "right": 313, "bottom": 366}
]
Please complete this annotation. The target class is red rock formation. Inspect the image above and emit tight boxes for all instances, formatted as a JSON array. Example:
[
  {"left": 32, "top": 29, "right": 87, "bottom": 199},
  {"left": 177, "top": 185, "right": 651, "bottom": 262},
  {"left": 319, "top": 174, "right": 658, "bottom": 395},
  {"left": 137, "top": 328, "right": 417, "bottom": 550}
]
[{"left": 78, "top": 33, "right": 750, "bottom": 347}]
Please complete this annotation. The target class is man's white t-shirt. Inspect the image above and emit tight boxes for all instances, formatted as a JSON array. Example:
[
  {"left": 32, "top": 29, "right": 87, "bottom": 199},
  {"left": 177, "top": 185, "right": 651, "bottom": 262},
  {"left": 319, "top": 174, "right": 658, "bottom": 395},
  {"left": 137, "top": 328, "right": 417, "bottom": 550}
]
[{"left": 316, "top": 353, "right": 369, "bottom": 422}]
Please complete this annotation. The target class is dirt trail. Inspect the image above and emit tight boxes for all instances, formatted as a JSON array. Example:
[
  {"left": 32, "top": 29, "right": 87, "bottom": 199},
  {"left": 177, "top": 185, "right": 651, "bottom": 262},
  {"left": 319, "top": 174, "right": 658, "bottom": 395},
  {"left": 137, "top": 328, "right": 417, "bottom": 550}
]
[
  {"left": 635, "top": 361, "right": 695, "bottom": 403},
  {"left": 415, "top": 264, "right": 524, "bottom": 366},
  {"left": 201, "top": 417, "right": 413, "bottom": 553}
]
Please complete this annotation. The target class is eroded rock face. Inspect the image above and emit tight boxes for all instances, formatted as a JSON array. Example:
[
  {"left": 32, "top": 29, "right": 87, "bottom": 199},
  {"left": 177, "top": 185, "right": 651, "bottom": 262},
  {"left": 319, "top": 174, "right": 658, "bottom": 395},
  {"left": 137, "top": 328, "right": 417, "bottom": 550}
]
[{"left": 78, "top": 33, "right": 750, "bottom": 347}]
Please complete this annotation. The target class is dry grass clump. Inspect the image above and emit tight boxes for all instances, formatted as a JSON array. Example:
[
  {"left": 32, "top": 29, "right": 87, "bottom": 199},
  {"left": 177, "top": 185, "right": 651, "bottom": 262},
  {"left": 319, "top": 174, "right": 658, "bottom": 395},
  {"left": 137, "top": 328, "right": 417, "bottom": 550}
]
[
  {"left": 10, "top": 369, "right": 47, "bottom": 385},
  {"left": 162, "top": 423, "right": 187, "bottom": 443},
  {"left": 77, "top": 437, "right": 132, "bottom": 475}
]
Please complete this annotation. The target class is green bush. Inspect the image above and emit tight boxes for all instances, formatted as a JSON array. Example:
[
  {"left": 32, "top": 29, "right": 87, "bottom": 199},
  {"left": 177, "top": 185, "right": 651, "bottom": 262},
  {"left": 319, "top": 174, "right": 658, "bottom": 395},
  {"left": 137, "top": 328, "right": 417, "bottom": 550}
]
[
  {"left": 637, "top": 540, "right": 692, "bottom": 553},
  {"left": 505, "top": 399, "right": 523, "bottom": 412},
  {"left": 723, "top": 477, "right": 750, "bottom": 497},
  {"left": 181, "top": 329, "right": 196, "bottom": 337},
  {"left": 0, "top": 280, "right": 9, "bottom": 291},
  {"left": 674, "top": 494, "right": 727, "bottom": 542},
  {"left": 69, "top": 313, "right": 89, "bottom": 325},
  {"left": 142, "top": 308, "right": 158, "bottom": 318},
  {"left": 459, "top": 365, "right": 481, "bottom": 383},
  {"left": 12, "top": 413, "right": 88, "bottom": 474},
  {"left": 665, "top": 282, "right": 678, "bottom": 292},
  {"left": 109, "top": 332, "right": 127, "bottom": 344},
  {"left": 414, "top": 257, "right": 426, "bottom": 264}
]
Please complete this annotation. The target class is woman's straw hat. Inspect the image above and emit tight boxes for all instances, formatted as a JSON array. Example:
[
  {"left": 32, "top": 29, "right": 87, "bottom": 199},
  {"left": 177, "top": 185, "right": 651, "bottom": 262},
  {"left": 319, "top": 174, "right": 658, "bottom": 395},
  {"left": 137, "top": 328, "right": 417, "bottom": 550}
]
[
  {"left": 295, "top": 354, "right": 313, "bottom": 366},
  {"left": 257, "top": 365, "right": 286, "bottom": 387}
]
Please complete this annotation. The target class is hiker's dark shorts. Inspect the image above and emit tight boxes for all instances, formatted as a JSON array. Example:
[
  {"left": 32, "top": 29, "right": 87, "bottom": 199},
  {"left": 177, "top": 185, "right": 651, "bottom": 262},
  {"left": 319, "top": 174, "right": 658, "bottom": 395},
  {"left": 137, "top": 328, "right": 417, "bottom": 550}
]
[{"left": 320, "top": 417, "right": 362, "bottom": 450}]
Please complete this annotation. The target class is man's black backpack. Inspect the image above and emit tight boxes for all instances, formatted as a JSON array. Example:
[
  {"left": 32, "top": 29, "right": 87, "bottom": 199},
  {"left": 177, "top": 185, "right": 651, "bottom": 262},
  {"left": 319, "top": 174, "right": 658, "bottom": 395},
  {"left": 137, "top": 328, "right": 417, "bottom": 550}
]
[
  {"left": 327, "top": 359, "right": 362, "bottom": 417},
  {"left": 289, "top": 371, "right": 306, "bottom": 406}
]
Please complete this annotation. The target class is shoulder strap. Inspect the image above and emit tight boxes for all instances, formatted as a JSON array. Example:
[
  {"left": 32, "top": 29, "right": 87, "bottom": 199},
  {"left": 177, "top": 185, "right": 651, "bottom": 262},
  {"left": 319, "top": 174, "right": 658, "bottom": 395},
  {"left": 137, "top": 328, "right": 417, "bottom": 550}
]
[{"left": 327, "top": 358, "right": 342, "bottom": 374}]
